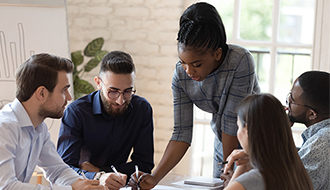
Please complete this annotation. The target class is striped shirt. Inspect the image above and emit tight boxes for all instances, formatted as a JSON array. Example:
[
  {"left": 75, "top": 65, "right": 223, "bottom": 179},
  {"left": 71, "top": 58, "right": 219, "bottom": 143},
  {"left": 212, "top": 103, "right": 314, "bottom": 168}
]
[{"left": 171, "top": 44, "right": 260, "bottom": 144}]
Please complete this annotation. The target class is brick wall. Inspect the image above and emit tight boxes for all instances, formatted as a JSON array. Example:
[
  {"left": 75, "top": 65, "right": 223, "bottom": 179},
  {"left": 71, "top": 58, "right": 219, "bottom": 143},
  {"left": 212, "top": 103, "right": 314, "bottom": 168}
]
[{"left": 67, "top": 0, "right": 198, "bottom": 175}]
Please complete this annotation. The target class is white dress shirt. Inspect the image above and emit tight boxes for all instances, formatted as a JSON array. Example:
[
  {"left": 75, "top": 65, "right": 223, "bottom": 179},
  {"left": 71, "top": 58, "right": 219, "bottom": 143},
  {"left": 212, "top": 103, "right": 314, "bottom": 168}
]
[{"left": 0, "top": 99, "right": 81, "bottom": 190}]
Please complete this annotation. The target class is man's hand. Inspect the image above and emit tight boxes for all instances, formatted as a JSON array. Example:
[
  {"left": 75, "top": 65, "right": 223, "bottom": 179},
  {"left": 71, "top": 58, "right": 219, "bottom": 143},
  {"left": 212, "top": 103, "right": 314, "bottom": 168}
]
[
  {"left": 99, "top": 172, "right": 127, "bottom": 190},
  {"left": 128, "top": 171, "right": 156, "bottom": 190},
  {"left": 80, "top": 161, "right": 100, "bottom": 172},
  {"left": 71, "top": 178, "right": 104, "bottom": 190}
]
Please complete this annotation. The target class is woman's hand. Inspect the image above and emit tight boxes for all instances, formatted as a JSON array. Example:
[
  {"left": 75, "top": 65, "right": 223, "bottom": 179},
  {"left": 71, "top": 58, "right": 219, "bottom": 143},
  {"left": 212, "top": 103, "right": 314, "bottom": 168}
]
[
  {"left": 223, "top": 149, "right": 249, "bottom": 174},
  {"left": 223, "top": 149, "right": 252, "bottom": 189},
  {"left": 220, "top": 169, "right": 234, "bottom": 188},
  {"left": 128, "top": 171, "right": 157, "bottom": 190}
]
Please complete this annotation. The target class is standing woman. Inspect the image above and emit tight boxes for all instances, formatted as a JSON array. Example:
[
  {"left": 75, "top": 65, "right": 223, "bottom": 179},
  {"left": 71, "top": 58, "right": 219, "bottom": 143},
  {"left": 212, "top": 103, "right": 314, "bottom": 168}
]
[
  {"left": 130, "top": 2, "right": 260, "bottom": 189},
  {"left": 224, "top": 94, "right": 313, "bottom": 190}
]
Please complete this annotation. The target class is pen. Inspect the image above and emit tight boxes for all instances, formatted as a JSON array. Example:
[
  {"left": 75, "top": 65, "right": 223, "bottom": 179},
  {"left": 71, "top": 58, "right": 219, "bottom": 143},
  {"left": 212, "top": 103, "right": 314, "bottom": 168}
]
[
  {"left": 135, "top": 165, "right": 139, "bottom": 179},
  {"left": 81, "top": 172, "right": 87, "bottom": 179},
  {"left": 218, "top": 161, "right": 229, "bottom": 174},
  {"left": 112, "top": 165, "right": 129, "bottom": 188},
  {"left": 111, "top": 165, "right": 121, "bottom": 177},
  {"left": 218, "top": 157, "right": 249, "bottom": 165},
  {"left": 217, "top": 161, "right": 228, "bottom": 165},
  {"left": 135, "top": 165, "right": 140, "bottom": 190}
]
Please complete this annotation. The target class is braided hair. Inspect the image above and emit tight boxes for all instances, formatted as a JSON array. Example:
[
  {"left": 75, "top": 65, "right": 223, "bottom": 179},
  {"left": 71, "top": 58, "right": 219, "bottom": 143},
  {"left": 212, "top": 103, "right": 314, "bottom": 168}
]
[{"left": 177, "top": 2, "right": 228, "bottom": 54}]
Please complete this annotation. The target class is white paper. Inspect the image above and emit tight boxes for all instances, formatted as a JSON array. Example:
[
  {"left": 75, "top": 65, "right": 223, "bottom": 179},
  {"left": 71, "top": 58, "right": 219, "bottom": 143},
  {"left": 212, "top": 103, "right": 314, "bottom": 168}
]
[
  {"left": 152, "top": 185, "right": 183, "bottom": 190},
  {"left": 120, "top": 187, "right": 132, "bottom": 190},
  {"left": 171, "top": 178, "right": 223, "bottom": 190},
  {"left": 184, "top": 176, "right": 223, "bottom": 187}
]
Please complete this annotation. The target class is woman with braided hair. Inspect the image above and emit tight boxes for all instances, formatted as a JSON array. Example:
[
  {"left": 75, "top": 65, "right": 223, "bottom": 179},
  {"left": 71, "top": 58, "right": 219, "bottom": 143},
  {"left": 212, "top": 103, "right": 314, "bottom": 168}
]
[{"left": 128, "top": 2, "right": 260, "bottom": 189}]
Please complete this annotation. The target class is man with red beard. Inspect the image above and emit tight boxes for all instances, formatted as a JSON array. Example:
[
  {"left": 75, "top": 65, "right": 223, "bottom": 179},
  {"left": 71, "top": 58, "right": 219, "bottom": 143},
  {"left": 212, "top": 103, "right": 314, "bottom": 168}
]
[
  {"left": 286, "top": 71, "right": 330, "bottom": 190},
  {"left": 0, "top": 53, "right": 104, "bottom": 189},
  {"left": 57, "top": 51, "right": 154, "bottom": 188}
]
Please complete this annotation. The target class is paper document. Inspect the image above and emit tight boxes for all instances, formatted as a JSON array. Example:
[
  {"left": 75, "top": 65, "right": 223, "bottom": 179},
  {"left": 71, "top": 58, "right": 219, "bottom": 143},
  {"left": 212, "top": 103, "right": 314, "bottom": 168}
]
[
  {"left": 183, "top": 176, "right": 223, "bottom": 187},
  {"left": 120, "top": 187, "right": 132, "bottom": 190},
  {"left": 152, "top": 185, "right": 184, "bottom": 189}
]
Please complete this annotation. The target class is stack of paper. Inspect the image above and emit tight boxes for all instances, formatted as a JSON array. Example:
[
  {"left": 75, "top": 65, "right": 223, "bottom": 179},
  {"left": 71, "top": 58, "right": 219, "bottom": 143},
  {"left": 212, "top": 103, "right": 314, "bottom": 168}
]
[{"left": 183, "top": 176, "right": 223, "bottom": 187}]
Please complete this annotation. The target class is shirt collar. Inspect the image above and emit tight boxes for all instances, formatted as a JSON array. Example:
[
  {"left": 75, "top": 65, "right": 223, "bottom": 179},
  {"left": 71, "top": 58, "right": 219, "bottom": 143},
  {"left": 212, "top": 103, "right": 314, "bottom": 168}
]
[
  {"left": 92, "top": 90, "right": 102, "bottom": 114},
  {"left": 301, "top": 118, "right": 330, "bottom": 143},
  {"left": 11, "top": 98, "right": 45, "bottom": 133},
  {"left": 11, "top": 98, "right": 33, "bottom": 128},
  {"left": 92, "top": 90, "right": 133, "bottom": 118}
]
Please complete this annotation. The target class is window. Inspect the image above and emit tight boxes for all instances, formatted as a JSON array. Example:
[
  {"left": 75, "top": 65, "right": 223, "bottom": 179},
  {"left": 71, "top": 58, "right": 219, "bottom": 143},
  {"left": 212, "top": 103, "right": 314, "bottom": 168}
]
[{"left": 191, "top": 0, "right": 316, "bottom": 176}]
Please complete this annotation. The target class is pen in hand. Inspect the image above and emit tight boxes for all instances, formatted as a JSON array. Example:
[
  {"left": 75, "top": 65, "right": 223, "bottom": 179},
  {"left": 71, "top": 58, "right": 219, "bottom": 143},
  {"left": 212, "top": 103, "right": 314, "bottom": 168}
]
[
  {"left": 135, "top": 165, "right": 140, "bottom": 190},
  {"left": 111, "top": 165, "right": 128, "bottom": 188},
  {"left": 111, "top": 165, "right": 121, "bottom": 177},
  {"left": 217, "top": 161, "right": 229, "bottom": 166}
]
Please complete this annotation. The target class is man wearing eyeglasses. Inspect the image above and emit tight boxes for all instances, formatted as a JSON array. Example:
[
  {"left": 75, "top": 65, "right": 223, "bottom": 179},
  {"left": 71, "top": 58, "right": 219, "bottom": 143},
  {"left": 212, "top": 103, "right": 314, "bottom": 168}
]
[
  {"left": 57, "top": 51, "right": 154, "bottom": 189},
  {"left": 286, "top": 71, "right": 330, "bottom": 190}
]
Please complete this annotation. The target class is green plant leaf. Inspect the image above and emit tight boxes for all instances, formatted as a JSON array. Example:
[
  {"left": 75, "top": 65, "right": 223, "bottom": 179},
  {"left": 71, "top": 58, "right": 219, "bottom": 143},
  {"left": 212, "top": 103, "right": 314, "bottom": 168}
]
[
  {"left": 72, "top": 37, "right": 108, "bottom": 100},
  {"left": 72, "top": 69, "right": 79, "bottom": 80},
  {"left": 71, "top": 51, "right": 84, "bottom": 66},
  {"left": 74, "top": 78, "right": 95, "bottom": 94},
  {"left": 83, "top": 50, "right": 108, "bottom": 72},
  {"left": 74, "top": 92, "right": 85, "bottom": 100},
  {"left": 84, "top": 37, "right": 104, "bottom": 57},
  {"left": 95, "top": 50, "right": 109, "bottom": 61},
  {"left": 84, "top": 58, "right": 100, "bottom": 72},
  {"left": 73, "top": 76, "right": 97, "bottom": 100}
]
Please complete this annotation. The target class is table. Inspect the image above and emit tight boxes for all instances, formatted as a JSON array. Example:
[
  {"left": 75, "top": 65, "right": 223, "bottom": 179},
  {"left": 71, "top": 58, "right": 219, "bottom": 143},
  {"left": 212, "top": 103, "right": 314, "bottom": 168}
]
[{"left": 32, "top": 171, "right": 43, "bottom": 184}]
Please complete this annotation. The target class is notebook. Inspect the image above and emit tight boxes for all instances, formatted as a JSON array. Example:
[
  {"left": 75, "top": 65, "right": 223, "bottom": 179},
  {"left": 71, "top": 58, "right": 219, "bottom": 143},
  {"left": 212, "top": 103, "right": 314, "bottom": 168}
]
[{"left": 184, "top": 176, "right": 224, "bottom": 187}]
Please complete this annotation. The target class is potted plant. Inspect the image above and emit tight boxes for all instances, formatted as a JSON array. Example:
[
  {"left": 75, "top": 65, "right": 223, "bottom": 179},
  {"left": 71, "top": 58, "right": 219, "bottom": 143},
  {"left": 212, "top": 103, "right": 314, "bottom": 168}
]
[{"left": 71, "top": 37, "right": 108, "bottom": 99}]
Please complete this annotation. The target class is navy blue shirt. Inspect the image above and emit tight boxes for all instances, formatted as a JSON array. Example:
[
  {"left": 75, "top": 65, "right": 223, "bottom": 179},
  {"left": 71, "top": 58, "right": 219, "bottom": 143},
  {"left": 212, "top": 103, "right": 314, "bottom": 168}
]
[{"left": 57, "top": 90, "right": 154, "bottom": 179}]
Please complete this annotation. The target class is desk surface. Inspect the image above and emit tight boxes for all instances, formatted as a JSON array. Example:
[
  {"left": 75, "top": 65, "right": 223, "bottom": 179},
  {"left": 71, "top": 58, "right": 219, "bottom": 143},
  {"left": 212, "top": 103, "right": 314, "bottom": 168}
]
[{"left": 157, "top": 173, "right": 224, "bottom": 190}]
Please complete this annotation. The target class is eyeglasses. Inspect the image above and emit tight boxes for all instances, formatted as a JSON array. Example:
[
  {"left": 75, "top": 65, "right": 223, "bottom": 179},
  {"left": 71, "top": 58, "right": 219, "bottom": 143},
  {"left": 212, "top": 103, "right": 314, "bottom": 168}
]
[
  {"left": 286, "top": 92, "right": 316, "bottom": 112},
  {"left": 99, "top": 78, "right": 136, "bottom": 100}
]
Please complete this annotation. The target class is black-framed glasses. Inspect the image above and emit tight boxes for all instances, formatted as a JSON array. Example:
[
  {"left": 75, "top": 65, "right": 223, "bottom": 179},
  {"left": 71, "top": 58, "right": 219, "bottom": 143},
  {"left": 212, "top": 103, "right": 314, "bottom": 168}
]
[
  {"left": 286, "top": 92, "right": 316, "bottom": 112},
  {"left": 100, "top": 78, "right": 136, "bottom": 100}
]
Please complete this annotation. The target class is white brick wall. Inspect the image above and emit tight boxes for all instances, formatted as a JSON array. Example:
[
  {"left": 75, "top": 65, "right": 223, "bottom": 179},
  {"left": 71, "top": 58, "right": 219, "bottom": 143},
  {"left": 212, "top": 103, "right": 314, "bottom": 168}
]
[{"left": 67, "top": 0, "right": 199, "bottom": 175}]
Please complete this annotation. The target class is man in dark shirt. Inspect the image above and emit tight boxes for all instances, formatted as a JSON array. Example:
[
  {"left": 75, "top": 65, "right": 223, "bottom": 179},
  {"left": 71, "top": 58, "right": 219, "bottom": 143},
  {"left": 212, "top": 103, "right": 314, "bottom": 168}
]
[{"left": 57, "top": 51, "right": 154, "bottom": 184}]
